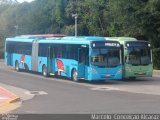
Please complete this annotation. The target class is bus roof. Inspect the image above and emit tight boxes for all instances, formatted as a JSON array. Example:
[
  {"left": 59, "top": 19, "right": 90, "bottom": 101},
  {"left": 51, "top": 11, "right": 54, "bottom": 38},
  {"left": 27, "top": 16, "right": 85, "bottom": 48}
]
[
  {"left": 105, "top": 37, "right": 137, "bottom": 42},
  {"left": 14, "top": 34, "right": 65, "bottom": 39},
  {"left": 6, "top": 38, "right": 35, "bottom": 42},
  {"left": 6, "top": 36, "right": 106, "bottom": 44},
  {"left": 105, "top": 37, "right": 138, "bottom": 45},
  {"left": 41, "top": 36, "right": 105, "bottom": 44},
  {"left": 47, "top": 36, "right": 106, "bottom": 41},
  {"left": 24, "top": 34, "right": 65, "bottom": 37}
]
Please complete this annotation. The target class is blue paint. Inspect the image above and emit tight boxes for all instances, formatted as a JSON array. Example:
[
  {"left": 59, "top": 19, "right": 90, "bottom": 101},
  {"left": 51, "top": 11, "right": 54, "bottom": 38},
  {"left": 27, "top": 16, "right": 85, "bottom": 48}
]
[{"left": 4, "top": 36, "right": 122, "bottom": 81}]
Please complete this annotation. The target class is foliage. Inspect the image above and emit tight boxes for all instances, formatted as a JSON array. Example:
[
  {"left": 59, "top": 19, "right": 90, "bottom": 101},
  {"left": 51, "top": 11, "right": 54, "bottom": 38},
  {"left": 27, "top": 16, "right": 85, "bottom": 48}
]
[
  {"left": 0, "top": 0, "right": 160, "bottom": 67},
  {"left": 153, "top": 48, "right": 160, "bottom": 69}
]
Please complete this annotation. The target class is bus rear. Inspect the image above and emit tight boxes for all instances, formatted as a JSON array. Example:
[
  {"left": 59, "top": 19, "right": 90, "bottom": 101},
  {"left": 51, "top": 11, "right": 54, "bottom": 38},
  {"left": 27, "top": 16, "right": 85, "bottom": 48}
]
[
  {"left": 124, "top": 41, "right": 153, "bottom": 78},
  {"left": 87, "top": 41, "right": 122, "bottom": 81}
]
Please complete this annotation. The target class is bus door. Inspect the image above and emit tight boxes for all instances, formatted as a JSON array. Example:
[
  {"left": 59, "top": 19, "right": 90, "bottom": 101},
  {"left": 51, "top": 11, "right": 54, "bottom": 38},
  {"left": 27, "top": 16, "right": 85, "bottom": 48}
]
[
  {"left": 121, "top": 45, "right": 126, "bottom": 79},
  {"left": 6, "top": 42, "right": 12, "bottom": 65},
  {"left": 47, "top": 46, "right": 54, "bottom": 73},
  {"left": 7, "top": 53, "right": 12, "bottom": 65},
  {"left": 7, "top": 48, "right": 12, "bottom": 65},
  {"left": 78, "top": 48, "right": 88, "bottom": 79},
  {"left": 32, "top": 40, "right": 39, "bottom": 71}
]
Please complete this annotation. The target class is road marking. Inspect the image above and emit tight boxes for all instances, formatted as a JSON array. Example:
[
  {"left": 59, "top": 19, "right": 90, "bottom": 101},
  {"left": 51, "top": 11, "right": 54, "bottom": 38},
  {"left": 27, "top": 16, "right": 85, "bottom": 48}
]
[
  {"left": 91, "top": 86, "right": 120, "bottom": 91},
  {"left": 0, "top": 97, "right": 9, "bottom": 100},
  {"left": 90, "top": 84, "right": 160, "bottom": 96},
  {"left": 116, "top": 85, "right": 160, "bottom": 96},
  {"left": 25, "top": 91, "right": 48, "bottom": 96}
]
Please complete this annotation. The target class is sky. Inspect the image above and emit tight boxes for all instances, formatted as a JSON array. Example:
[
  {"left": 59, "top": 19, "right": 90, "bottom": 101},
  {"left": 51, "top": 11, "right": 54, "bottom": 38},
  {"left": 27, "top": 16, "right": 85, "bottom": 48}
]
[{"left": 17, "top": 0, "right": 34, "bottom": 3}]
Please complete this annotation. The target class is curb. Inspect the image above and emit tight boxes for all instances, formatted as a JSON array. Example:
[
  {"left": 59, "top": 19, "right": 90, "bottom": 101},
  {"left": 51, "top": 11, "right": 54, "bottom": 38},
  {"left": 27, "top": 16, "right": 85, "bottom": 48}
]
[
  {"left": 9, "top": 97, "right": 21, "bottom": 103},
  {"left": 153, "top": 70, "right": 160, "bottom": 75},
  {"left": 0, "top": 97, "right": 20, "bottom": 107},
  {"left": 0, "top": 59, "right": 3, "bottom": 62},
  {"left": 0, "top": 87, "right": 20, "bottom": 107}
]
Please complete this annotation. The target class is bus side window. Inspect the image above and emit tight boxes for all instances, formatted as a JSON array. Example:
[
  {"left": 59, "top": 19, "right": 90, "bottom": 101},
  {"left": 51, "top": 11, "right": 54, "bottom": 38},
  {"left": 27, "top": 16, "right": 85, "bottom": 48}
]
[
  {"left": 125, "top": 56, "right": 127, "bottom": 62},
  {"left": 85, "top": 49, "right": 89, "bottom": 65},
  {"left": 79, "top": 49, "right": 85, "bottom": 64},
  {"left": 121, "top": 45, "right": 124, "bottom": 65},
  {"left": 79, "top": 48, "right": 89, "bottom": 65},
  {"left": 51, "top": 48, "right": 55, "bottom": 58}
]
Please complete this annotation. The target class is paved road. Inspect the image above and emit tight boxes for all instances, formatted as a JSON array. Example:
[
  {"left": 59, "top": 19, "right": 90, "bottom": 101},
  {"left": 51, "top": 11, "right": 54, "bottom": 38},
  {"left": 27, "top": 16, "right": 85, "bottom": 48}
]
[{"left": 0, "top": 62, "right": 160, "bottom": 113}]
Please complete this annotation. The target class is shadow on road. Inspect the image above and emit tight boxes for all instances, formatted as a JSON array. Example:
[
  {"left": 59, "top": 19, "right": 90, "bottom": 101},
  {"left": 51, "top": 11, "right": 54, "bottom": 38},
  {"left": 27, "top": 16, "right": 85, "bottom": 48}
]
[
  {"left": 76, "top": 77, "right": 156, "bottom": 86},
  {"left": 12, "top": 68, "right": 158, "bottom": 86}
]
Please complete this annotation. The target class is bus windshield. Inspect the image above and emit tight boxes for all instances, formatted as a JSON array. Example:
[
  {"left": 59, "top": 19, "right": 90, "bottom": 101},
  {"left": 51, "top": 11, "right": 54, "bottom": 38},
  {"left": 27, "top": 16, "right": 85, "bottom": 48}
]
[
  {"left": 91, "top": 48, "right": 120, "bottom": 67},
  {"left": 127, "top": 47, "right": 151, "bottom": 65}
]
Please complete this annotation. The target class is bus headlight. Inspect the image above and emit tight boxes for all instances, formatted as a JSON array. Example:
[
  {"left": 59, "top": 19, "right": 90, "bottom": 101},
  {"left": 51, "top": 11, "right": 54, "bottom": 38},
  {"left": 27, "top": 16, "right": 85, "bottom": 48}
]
[
  {"left": 125, "top": 66, "right": 131, "bottom": 71},
  {"left": 148, "top": 44, "right": 151, "bottom": 47},
  {"left": 118, "top": 68, "right": 122, "bottom": 72}
]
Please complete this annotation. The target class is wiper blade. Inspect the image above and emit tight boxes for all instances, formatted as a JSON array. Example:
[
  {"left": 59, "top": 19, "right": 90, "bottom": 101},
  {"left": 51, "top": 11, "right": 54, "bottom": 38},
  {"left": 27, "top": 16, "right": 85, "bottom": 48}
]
[
  {"left": 131, "top": 64, "right": 139, "bottom": 66},
  {"left": 141, "top": 64, "right": 150, "bottom": 66}
]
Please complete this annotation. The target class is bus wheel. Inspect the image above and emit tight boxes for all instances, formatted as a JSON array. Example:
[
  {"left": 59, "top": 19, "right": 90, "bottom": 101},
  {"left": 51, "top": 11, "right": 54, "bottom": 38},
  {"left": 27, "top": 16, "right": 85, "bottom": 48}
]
[
  {"left": 42, "top": 65, "right": 48, "bottom": 77},
  {"left": 15, "top": 61, "right": 19, "bottom": 72},
  {"left": 71, "top": 69, "right": 79, "bottom": 82}
]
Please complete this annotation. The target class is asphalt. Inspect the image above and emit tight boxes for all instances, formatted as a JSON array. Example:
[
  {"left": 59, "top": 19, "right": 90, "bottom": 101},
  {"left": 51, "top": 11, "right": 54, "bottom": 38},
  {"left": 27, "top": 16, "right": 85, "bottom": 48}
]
[{"left": 0, "top": 60, "right": 160, "bottom": 113}]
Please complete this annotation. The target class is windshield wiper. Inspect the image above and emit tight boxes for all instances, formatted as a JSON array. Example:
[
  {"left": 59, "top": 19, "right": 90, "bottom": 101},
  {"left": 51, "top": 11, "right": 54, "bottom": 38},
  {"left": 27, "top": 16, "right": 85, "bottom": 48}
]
[
  {"left": 141, "top": 63, "right": 150, "bottom": 66},
  {"left": 131, "top": 64, "right": 139, "bottom": 66},
  {"left": 108, "top": 65, "right": 120, "bottom": 68}
]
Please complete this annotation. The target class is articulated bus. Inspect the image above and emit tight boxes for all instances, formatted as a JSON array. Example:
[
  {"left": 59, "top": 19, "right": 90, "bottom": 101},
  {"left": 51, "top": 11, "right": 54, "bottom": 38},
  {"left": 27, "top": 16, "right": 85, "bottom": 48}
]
[
  {"left": 105, "top": 37, "right": 153, "bottom": 79},
  {"left": 5, "top": 35, "right": 122, "bottom": 81}
]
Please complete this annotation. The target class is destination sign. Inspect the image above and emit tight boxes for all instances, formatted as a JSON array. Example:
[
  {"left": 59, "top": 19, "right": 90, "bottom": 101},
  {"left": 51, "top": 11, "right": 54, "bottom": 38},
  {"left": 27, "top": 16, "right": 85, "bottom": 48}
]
[
  {"left": 105, "top": 43, "right": 119, "bottom": 47},
  {"left": 92, "top": 41, "right": 120, "bottom": 48},
  {"left": 125, "top": 41, "right": 151, "bottom": 47}
]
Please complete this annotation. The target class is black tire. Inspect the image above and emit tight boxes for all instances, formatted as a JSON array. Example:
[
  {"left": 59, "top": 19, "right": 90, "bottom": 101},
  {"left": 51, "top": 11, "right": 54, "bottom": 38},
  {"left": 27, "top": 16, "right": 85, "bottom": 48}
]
[
  {"left": 71, "top": 69, "right": 79, "bottom": 82},
  {"left": 15, "top": 61, "right": 19, "bottom": 72},
  {"left": 42, "top": 65, "right": 48, "bottom": 77},
  {"left": 24, "top": 63, "right": 29, "bottom": 71}
]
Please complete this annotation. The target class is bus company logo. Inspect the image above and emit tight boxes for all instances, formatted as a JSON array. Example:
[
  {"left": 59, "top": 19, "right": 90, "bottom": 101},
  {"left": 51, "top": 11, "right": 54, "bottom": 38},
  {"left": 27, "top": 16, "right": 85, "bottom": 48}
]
[
  {"left": 20, "top": 55, "right": 25, "bottom": 63},
  {"left": 56, "top": 59, "right": 64, "bottom": 72}
]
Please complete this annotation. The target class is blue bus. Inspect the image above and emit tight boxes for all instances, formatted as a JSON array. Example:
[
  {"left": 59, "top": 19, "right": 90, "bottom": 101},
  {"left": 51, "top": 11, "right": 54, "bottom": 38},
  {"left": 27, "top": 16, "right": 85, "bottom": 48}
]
[{"left": 5, "top": 35, "right": 122, "bottom": 81}]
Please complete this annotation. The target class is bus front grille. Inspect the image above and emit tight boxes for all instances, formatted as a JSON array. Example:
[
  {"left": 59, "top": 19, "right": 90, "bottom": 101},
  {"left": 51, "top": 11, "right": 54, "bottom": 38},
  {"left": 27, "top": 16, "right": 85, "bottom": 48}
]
[
  {"left": 100, "top": 74, "right": 114, "bottom": 79},
  {"left": 134, "top": 72, "right": 146, "bottom": 75}
]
